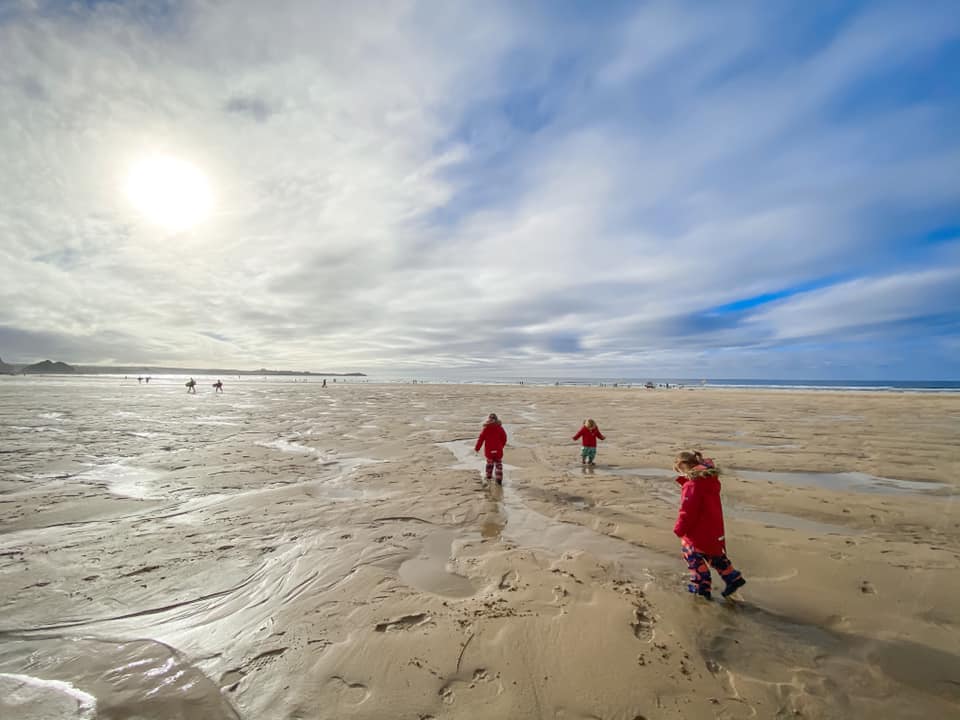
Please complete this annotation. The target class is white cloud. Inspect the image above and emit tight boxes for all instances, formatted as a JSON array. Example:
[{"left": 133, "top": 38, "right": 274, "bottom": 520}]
[{"left": 746, "top": 265, "right": 960, "bottom": 342}]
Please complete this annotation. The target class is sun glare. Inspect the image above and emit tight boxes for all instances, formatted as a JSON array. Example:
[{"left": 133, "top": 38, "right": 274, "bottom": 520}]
[{"left": 125, "top": 155, "right": 213, "bottom": 232}]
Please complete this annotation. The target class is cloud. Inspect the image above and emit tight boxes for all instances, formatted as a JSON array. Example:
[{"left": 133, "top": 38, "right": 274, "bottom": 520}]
[
  {"left": 0, "top": 1, "right": 957, "bottom": 378},
  {"left": 223, "top": 95, "right": 275, "bottom": 123}
]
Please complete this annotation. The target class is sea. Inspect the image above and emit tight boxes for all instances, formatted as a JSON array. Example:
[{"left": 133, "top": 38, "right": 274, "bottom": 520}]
[
  {"left": 2, "top": 374, "right": 957, "bottom": 393},
  {"left": 357, "top": 374, "right": 960, "bottom": 392}
]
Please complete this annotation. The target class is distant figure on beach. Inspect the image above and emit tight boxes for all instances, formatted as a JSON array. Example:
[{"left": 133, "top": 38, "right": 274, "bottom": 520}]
[
  {"left": 213, "top": 379, "right": 223, "bottom": 393},
  {"left": 186, "top": 377, "right": 197, "bottom": 394},
  {"left": 322, "top": 378, "right": 327, "bottom": 388},
  {"left": 474, "top": 413, "right": 507, "bottom": 485},
  {"left": 573, "top": 419, "right": 605, "bottom": 466},
  {"left": 138, "top": 376, "right": 142, "bottom": 384},
  {"left": 146, "top": 376, "right": 151, "bottom": 383},
  {"left": 672, "top": 451, "right": 746, "bottom": 601}
]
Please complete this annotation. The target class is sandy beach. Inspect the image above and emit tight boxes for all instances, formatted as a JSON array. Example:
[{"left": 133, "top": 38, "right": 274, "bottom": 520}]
[{"left": 1, "top": 377, "right": 959, "bottom": 719}]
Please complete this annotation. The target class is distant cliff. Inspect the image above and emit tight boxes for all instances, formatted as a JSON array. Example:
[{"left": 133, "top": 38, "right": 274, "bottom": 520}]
[
  {"left": 0, "top": 356, "right": 14, "bottom": 374},
  {"left": 21, "top": 360, "right": 76, "bottom": 374}
]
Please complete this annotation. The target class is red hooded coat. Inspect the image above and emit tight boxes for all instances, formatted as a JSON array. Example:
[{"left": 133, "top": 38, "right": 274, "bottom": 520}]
[
  {"left": 475, "top": 422, "right": 507, "bottom": 460},
  {"left": 673, "top": 470, "right": 727, "bottom": 556},
  {"left": 572, "top": 425, "right": 605, "bottom": 447}
]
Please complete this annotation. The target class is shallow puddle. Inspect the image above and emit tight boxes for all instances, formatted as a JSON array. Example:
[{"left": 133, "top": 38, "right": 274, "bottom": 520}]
[
  {"left": 732, "top": 469, "right": 945, "bottom": 495},
  {"left": 398, "top": 530, "right": 476, "bottom": 598},
  {"left": 79, "top": 462, "right": 166, "bottom": 500},
  {"left": 440, "top": 441, "right": 673, "bottom": 575},
  {"left": 0, "top": 637, "right": 239, "bottom": 720},
  {"left": 729, "top": 508, "right": 862, "bottom": 535},
  {"left": 706, "top": 439, "right": 800, "bottom": 449}
]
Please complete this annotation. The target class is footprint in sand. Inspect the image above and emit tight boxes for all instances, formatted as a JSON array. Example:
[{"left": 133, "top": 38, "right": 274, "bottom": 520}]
[
  {"left": 327, "top": 676, "right": 370, "bottom": 705},
  {"left": 631, "top": 604, "right": 654, "bottom": 640},
  {"left": 498, "top": 570, "right": 519, "bottom": 591},
  {"left": 438, "top": 667, "right": 499, "bottom": 706},
  {"left": 374, "top": 613, "right": 432, "bottom": 632}
]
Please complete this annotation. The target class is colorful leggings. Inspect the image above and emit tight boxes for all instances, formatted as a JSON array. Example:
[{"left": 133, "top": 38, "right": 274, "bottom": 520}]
[
  {"left": 682, "top": 544, "right": 742, "bottom": 595},
  {"left": 484, "top": 458, "right": 503, "bottom": 482}
]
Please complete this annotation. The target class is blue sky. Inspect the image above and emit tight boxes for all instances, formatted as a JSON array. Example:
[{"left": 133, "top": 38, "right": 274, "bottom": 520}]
[{"left": 0, "top": 0, "right": 958, "bottom": 378}]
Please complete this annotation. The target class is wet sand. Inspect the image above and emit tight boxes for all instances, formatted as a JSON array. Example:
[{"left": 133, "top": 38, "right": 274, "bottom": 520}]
[{"left": 1, "top": 378, "right": 959, "bottom": 719}]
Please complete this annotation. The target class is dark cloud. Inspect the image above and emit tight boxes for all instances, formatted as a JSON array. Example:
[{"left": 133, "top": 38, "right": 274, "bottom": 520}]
[
  {"left": 0, "top": 326, "right": 157, "bottom": 364},
  {"left": 198, "top": 330, "right": 230, "bottom": 342},
  {"left": 223, "top": 95, "right": 275, "bottom": 123},
  {"left": 32, "top": 248, "right": 82, "bottom": 269}
]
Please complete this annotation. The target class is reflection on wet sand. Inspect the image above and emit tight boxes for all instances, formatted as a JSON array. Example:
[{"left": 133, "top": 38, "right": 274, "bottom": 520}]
[
  {"left": 479, "top": 483, "right": 506, "bottom": 539},
  {"left": 0, "top": 638, "right": 239, "bottom": 720}
]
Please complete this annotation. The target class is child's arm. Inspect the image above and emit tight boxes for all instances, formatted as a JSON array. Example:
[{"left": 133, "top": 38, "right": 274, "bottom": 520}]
[
  {"left": 474, "top": 428, "right": 485, "bottom": 452},
  {"left": 572, "top": 428, "right": 583, "bottom": 441},
  {"left": 673, "top": 483, "right": 701, "bottom": 538},
  {"left": 596, "top": 428, "right": 605, "bottom": 441}
]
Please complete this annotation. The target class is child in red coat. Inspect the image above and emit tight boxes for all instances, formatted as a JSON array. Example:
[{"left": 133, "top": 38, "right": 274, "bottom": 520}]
[
  {"left": 572, "top": 418, "right": 605, "bottom": 465},
  {"left": 475, "top": 413, "right": 508, "bottom": 484},
  {"left": 673, "top": 451, "right": 746, "bottom": 600}
]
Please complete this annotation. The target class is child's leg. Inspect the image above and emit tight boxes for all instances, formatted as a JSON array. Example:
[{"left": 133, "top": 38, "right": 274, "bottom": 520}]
[
  {"left": 484, "top": 460, "right": 494, "bottom": 479},
  {"left": 494, "top": 460, "right": 503, "bottom": 484},
  {"left": 586, "top": 447, "right": 596, "bottom": 465},
  {"left": 682, "top": 545, "right": 712, "bottom": 597},
  {"left": 708, "top": 553, "right": 745, "bottom": 596}
]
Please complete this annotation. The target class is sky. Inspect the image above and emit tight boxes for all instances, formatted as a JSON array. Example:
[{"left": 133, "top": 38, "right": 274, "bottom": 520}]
[{"left": 0, "top": 0, "right": 958, "bottom": 379}]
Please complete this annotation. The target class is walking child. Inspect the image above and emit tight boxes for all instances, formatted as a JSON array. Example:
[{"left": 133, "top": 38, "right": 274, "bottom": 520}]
[
  {"left": 673, "top": 451, "right": 746, "bottom": 600},
  {"left": 572, "top": 419, "right": 605, "bottom": 465},
  {"left": 474, "top": 413, "right": 507, "bottom": 485}
]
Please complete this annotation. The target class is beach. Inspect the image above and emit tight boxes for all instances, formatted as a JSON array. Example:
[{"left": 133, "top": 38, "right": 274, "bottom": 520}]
[{"left": 1, "top": 377, "right": 958, "bottom": 719}]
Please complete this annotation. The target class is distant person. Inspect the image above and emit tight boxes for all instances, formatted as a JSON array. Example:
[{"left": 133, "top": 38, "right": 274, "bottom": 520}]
[
  {"left": 572, "top": 419, "right": 605, "bottom": 466},
  {"left": 672, "top": 451, "right": 746, "bottom": 601},
  {"left": 322, "top": 379, "right": 327, "bottom": 388},
  {"left": 213, "top": 379, "right": 223, "bottom": 393},
  {"left": 138, "top": 376, "right": 143, "bottom": 384},
  {"left": 474, "top": 413, "right": 507, "bottom": 485},
  {"left": 146, "top": 376, "right": 151, "bottom": 383},
  {"left": 185, "top": 377, "right": 197, "bottom": 394}
]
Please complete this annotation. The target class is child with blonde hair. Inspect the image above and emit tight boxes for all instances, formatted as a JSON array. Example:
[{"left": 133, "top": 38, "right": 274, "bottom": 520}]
[
  {"left": 572, "top": 419, "right": 605, "bottom": 465},
  {"left": 474, "top": 413, "right": 508, "bottom": 484},
  {"left": 672, "top": 451, "right": 746, "bottom": 600}
]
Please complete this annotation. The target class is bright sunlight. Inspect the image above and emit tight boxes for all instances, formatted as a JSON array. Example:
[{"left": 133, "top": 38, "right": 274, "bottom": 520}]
[{"left": 125, "top": 155, "right": 213, "bottom": 232}]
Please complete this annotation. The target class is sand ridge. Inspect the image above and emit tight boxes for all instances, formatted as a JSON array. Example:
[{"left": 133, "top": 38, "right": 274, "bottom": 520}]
[{"left": 1, "top": 378, "right": 959, "bottom": 718}]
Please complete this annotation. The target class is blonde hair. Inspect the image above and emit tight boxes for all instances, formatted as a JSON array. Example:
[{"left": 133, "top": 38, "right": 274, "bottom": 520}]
[
  {"left": 585, "top": 419, "right": 597, "bottom": 430},
  {"left": 674, "top": 450, "right": 719, "bottom": 477}
]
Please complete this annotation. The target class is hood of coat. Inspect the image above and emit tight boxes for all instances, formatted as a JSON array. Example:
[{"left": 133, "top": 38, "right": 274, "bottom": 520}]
[{"left": 675, "top": 465, "right": 721, "bottom": 490}]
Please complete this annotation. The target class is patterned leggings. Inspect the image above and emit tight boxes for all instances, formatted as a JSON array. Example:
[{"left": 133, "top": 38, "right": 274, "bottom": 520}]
[
  {"left": 484, "top": 458, "right": 503, "bottom": 482},
  {"left": 682, "top": 544, "right": 742, "bottom": 595}
]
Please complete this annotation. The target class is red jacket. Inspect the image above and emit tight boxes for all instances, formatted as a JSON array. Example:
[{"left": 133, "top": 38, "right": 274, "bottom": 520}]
[
  {"left": 673, "top": 470, "right": 726, "bottom": 556},
  {"left": 475, "top": 422, "right": 507, "bottom": 459},
  {"left": 572, "top": 425, "right": 605, "bottom": 447}
]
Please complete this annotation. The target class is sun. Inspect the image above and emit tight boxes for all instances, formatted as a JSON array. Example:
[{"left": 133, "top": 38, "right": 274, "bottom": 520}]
[{"left": 125, "top": 155, "right": 213, "bottom": 232}]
